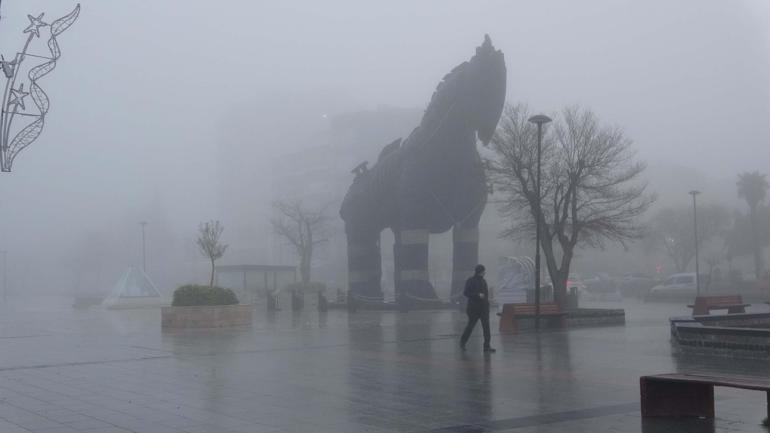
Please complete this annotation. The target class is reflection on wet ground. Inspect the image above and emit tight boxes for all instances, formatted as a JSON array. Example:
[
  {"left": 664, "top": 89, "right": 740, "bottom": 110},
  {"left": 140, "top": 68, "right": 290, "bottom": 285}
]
[{"left": 0, "top": 298, "right": 766, "bottom": 432}]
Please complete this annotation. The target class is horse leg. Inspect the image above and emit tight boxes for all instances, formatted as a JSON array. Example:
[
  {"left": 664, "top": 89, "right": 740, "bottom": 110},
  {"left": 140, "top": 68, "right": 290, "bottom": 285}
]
[
  {"left": 396, "top": 227, "right": 437, "bottom": 305},
  {"left": 452, "top": 223, "right": 480, "bottom": 303},
  {"left": 393, "top": 228, "right": 403, "bottom": 308},
  {"left": 346, "top": 228, "right": 383, "bottom": 302}
]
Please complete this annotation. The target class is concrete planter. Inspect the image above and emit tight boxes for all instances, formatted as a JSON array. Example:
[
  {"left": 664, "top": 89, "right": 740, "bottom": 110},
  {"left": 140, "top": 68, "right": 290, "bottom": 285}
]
[
  {"left": 566, "top": 308, "right": 626, "bottom": 327},
  {"left": 161, "top": 304, "right": 253, "bottom": 329},
  {"left": 670, "top": 312, "right": 770, "bottom": 358}
]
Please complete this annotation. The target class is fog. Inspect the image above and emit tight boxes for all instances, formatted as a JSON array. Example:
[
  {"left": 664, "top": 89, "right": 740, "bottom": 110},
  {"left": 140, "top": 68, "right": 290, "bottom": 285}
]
[{"left": 0, "top": 0, "right": 769, "bottom": 299}]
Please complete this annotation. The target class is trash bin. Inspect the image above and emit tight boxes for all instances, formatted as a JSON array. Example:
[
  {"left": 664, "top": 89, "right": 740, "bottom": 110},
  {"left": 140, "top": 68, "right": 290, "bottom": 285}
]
[
  {"left": 526, "top": 285, "right": 554, "bottom": 304},
  {"left": 567, "top": 286, "right": 579, "bottom": 310}
]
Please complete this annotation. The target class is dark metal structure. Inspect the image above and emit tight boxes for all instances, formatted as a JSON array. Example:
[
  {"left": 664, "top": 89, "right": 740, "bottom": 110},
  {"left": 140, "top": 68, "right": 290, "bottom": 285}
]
[
  {"left": 215, "top": 264, "right": 297, "bottom": 307},
  {"left": 0, "top": 4, "right": 80, "bottom": 172},
  {"left": 340, "top": 35, "right": 506, "bottom": 307}
]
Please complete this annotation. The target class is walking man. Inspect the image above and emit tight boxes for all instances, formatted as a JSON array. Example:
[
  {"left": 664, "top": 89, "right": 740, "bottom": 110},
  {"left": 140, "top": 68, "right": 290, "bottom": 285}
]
[{"left": 460, "top": 264, "right": 496, "bottom": 353}]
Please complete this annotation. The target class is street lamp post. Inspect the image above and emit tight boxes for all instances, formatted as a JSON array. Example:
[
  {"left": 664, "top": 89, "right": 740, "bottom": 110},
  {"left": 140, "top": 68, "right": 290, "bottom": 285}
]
[
  {"left": 528, "top": 114, "right": 552, "bottom": 330},
  {"left": 140, "top": 221, "right": 147, "bottom": 273},
  {"left": 689, "top": 190, "right": 701, "bottom": 294},
  {"left": 1, "top": 250, "right": 6, "bottom": 303}
]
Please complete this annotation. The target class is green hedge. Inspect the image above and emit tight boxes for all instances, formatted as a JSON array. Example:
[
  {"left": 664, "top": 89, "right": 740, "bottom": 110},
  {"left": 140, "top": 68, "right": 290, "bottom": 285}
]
[{"left": 172, "top": 285, "right": 239, "bottom": 306}]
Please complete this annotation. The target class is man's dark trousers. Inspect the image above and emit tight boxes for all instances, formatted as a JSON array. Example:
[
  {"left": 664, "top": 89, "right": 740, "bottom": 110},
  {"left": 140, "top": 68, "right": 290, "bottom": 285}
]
[{"left": 460, "top": 308, "right": 491, "bottom": 348}]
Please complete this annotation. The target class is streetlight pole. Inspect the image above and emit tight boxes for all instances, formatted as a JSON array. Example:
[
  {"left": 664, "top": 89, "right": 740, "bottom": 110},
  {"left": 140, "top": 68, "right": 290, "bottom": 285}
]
[
  {"left": 528, "top": 114, "right": 552, "bottom": 330},
  {"left": 140, "top": 221, "right": 147, "bottom": 273},
  {"left": 689, "top": 190, "right": 701, "bottom": 295},
  {"left": 1, "top": 250, "right": 6, "bottom": 304}
]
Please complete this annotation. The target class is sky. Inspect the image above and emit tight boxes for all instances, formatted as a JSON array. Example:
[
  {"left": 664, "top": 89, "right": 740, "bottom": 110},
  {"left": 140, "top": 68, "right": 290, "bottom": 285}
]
[{"left": 0, "top": 0, "right": 768, "bottom": 290}]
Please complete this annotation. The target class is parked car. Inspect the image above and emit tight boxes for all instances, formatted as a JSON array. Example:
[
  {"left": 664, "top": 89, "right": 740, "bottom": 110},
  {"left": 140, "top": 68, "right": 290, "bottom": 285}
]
[
  {"left": 580, "top": 273, "right": 622, "bottom": 301},
  {"left": 583, "top": 273, "right": 618, "bottom": 293},
  {"left": 618, "top": 273, "right": 658, "bottom": 297},
  {"left": 648, "top": 273, "right": 697, "bottom": 297}
]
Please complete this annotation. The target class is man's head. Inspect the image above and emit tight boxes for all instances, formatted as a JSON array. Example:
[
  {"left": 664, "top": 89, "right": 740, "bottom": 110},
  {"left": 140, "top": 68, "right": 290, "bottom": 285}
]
[{"left": 475, "top": 264, "right": 486, "bottom": 276}]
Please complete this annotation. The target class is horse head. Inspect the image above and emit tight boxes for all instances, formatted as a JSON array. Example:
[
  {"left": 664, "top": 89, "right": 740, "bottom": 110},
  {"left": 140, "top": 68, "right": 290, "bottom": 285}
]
[
  {"left": 420, "top": 35, "right": 506, "bottom": 147},
  {"left": 463, "top": 35, "right": 507, "bottom": 145}
]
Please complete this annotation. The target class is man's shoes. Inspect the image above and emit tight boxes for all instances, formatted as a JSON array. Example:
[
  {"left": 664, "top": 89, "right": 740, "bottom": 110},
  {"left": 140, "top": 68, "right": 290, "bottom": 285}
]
[
  {"left": 460, "top": 343, "right": 466, "bottom": 351},
  {"left": 483, "top": 347, "right": 496, "bottom": 353}
]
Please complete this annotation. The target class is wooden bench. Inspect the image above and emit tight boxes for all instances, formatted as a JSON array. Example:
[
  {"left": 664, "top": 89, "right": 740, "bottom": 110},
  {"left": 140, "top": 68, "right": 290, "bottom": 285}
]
[
  {"left": 687, "top": 295, "right": 749, "bottom": 315},
  {"left": 640, "top": 373, "right": 770, "bottom": 419},
  {"left": 497, "top": 303, "right": 566, "bottom": 334}
]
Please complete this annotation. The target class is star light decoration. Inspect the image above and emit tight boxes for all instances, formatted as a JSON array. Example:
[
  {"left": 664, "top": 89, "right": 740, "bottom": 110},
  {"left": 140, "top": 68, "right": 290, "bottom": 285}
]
[
  {"left": 0, "top": 5, "right": 81, "bottom": 172},
  {"left": 24, "top": 13, "right": 47, "bottom": 37},
  {"left": 8, "top": 84, "right": 29, "bottom": 110}
]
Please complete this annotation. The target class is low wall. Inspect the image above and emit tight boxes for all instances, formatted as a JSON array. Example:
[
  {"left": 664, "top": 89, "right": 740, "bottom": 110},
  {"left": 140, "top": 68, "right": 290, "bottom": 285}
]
[
  {"left": 566, "top": 308, "right": 626, "bottom": 327},
  {"left": 162, "top": 304, "right": 253, "bottom": 328},
  {"left": 505, "top": 308, "right": 626, "bottom": 331},
  {"left": 670, "top": 313, "right": 770, "bottom": 358}
]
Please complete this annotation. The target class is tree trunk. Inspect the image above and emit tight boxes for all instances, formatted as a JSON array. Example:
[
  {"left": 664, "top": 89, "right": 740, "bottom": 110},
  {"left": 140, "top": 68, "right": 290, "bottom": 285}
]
[
  {"left": 551, "top": 271, "right": 568, "bottom": 309},
  {"left": 675, "top": 257, "right": 687, "bottom": 273},
  {"left": 555, "top": 247, "right": 574, "bottom": 309},
  {"left": 209, "top": 258, "right": 215, "bottom": 288},
  {"left": 300, "top": 251, "right": 310, "bottom": 284},
  {"left": 538, "top": 228, "right": 577, "bottom": 310},
  {"left": 540, "top": 236, "right": 569, "bottom": 310}
]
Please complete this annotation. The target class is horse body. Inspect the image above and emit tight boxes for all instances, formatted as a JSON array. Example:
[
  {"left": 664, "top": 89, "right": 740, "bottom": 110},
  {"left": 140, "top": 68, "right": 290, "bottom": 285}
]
[{"left": 341, "top": 36, "right": 506, "bottom": 306}]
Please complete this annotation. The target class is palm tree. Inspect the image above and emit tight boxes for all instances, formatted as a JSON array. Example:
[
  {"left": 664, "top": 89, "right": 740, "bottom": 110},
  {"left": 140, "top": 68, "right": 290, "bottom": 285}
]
[{"left": 737, "top": 171, "right": 769, "bottom": 279}]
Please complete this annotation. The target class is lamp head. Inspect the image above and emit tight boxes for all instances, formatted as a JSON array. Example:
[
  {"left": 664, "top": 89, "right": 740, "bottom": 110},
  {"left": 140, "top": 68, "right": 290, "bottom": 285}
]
[{"left": 528, "top": 114, "right": 552, "bottom": 126}]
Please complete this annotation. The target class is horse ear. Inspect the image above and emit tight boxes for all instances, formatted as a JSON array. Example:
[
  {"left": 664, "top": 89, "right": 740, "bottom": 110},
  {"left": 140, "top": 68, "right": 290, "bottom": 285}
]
[{"left": 477, "top": 34, "right": 494, "bottom": 55}]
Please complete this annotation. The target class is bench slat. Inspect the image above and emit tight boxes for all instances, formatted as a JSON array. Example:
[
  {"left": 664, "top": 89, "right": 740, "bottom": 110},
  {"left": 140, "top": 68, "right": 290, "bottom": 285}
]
[
  {"left": 689, "top": 295, "right": 747, "bottom": 315},
  {"left": 499, "top": 303, "right": 566, "bottom": 334},
  {"left": 687, "top": 303, "right": 749, "bottom": 309},
  {"left": 643, "top": 373, "right": 770, "bottom": 392}
]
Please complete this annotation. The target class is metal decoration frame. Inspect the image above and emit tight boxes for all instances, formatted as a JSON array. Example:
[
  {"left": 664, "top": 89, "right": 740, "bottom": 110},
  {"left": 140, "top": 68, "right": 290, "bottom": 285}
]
[{"left": 0, "top": 4, "right": 80, "bottom": 172}]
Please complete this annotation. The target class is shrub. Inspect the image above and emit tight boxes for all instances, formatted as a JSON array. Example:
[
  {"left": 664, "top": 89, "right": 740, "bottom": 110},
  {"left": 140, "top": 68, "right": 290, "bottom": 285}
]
[
  {"left": 172, "top": 285, "right": 239, "bottom": 306},
  {"left": 285, "top": 281, "right": 327, "bottom": 293}
]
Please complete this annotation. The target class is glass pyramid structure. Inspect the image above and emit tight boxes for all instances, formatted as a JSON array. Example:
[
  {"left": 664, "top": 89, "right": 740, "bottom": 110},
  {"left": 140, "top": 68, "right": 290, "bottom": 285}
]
[{"left": 102, "top": 267, "right": 165, "bottom": 309}]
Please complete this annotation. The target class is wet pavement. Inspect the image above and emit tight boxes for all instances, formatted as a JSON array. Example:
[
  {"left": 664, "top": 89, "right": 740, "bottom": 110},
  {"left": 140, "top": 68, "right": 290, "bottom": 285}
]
[{"left": 0, "top": 299, "right": 768, "bottom": 432}]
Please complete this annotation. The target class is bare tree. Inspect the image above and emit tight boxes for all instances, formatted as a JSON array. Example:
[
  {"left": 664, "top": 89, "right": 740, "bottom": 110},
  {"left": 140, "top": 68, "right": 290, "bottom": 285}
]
[
  {"left": 727, "top": 205, "right": 770, "bottom": 275},
  {"left": 271, "top": 200, "right": 330, "bottom": 284},
  {"left": 488, "top": 104, "right": 654, "bottom": 308},
  {"left": 196, "top": 220, "right": 228, "bottom": 287},
  {"left": 737, "top": 171, "right": 769, "bottom": 279},
  {"left": 650, "top": 204, "right": 730, "bottom": 273}
]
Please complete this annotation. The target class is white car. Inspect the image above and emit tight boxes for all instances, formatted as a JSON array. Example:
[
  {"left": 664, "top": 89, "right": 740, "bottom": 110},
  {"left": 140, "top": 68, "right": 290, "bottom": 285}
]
[{"left": 649, "top": 273, "right": 697, "bottom": 295}]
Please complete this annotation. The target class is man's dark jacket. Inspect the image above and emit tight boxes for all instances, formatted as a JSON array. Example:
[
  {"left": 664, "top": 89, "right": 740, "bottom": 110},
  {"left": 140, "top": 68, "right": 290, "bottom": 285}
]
[{"left": 464, "top": 274, "right": 489, "bottom": 314}]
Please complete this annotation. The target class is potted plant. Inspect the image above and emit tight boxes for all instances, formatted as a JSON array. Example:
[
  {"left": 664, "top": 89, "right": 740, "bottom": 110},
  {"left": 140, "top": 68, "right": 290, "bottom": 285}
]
[
  {"left": 162, "top": 284, "right": 252, "bottom": 328},
  {"left": 161, "top": 221, "right": 252, "bottom": 328}
]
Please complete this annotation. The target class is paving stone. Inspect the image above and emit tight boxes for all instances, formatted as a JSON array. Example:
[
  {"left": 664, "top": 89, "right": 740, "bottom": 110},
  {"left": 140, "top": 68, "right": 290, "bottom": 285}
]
[
  {"left": 0, "top": 301, "right": 765, "bottom": 432},
  {"left": 0, "top": 418, "right": 31, "bottom": 433}
]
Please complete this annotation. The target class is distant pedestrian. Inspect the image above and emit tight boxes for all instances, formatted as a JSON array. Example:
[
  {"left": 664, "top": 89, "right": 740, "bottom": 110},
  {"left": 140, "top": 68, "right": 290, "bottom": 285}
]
[{"left": 459, "top": 264, "right": 496, "bottom": 353}]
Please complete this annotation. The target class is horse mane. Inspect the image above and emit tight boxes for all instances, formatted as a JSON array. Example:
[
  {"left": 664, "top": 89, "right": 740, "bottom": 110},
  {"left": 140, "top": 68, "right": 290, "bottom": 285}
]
[
  {"left": 402, "top": 35, "right": 498, "bottom": 150},
  {"left": 377, "top": 138, "right": 402, "bottom": 161},
  {"left": 398, "top": 62, "right": 468, "bottom": 151},
  {"left": 419, "top": 62, "right": 468, "bottom": 130}
]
